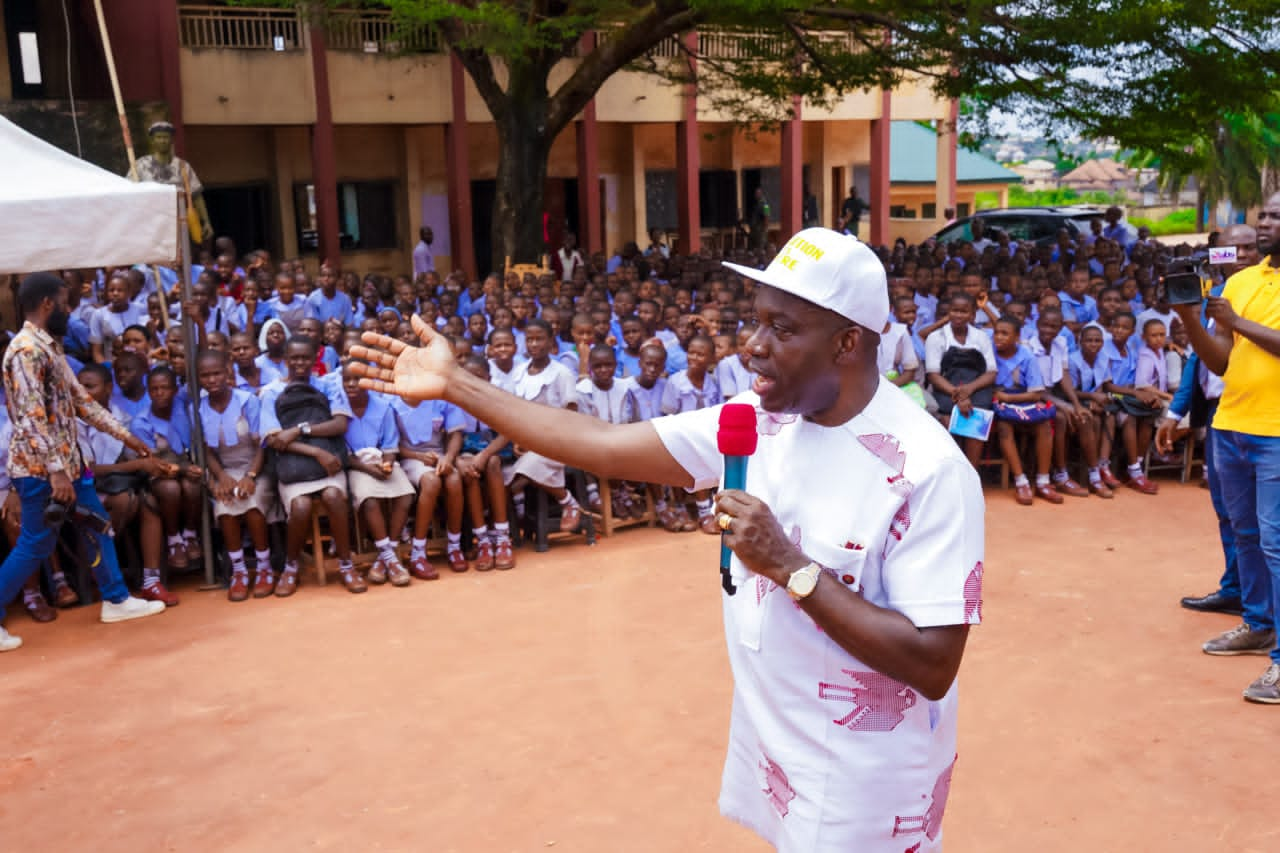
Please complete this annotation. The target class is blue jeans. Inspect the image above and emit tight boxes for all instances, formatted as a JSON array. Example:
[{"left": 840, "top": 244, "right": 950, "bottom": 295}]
[
  {"left": 0, "top": 475, "right": 128, "bottom": 623},
  {"left": 1213, "top": 429, "right": 1280, "bottom": 660},
  {"left": 1204, "top": 407, "right": 1240, "bottom": 599}
]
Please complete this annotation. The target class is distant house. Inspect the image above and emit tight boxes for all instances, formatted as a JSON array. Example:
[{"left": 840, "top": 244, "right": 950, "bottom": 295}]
[
  {"left": 1010, "top": 158, "right": 1057, "bottom": 191},
  {"left": 1058, "top": 158, "right": 1133, "bottom": 193},
  {"left": 888, "top": 121, "right": 1021, "bottom": 223}
]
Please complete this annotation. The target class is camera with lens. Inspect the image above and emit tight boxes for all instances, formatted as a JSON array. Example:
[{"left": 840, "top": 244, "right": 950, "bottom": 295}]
[
  {"left": 1161, "top": 246, "right": 1238, "bottom": 305},
  {"left": 43, "top": 499, "right": 68, "bottom": 530}
]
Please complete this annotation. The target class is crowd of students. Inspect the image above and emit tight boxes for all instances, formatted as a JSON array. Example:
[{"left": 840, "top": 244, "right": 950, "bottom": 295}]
[{"left": 3, "top": 216, "right": 1212, "bottom": 620}]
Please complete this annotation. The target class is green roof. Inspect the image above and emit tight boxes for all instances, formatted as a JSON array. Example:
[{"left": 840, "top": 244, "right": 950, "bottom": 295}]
[{"left": 890, "top": 121, "right": 1020, "bottom": 184}]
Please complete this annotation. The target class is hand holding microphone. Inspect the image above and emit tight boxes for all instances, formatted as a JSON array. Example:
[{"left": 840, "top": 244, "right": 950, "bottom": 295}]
[{"left": 716, "top": 403, "right": 758, "bottom": 595}]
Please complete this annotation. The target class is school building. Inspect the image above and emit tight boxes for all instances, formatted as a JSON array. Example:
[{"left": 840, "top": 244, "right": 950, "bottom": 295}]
[{"left": 0, "top": 1, "right": 1018, "bottom": 278}]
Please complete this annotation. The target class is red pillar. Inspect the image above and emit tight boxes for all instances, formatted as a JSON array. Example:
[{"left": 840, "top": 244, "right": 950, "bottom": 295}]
[
  {"left": 575, "top": 32, "right": 602, "bottom": 255},
  {"left": 945, "top": 98, "right": 959, "bottom": 212},
  {"left": 308, "top": 22, "right": 340, "bottom": 267},
  {"left": 869, "top": 87, "right": 891, "bottom": 246},
  {"left": 447, "top": 53, "right": 477, "bottom": 280},
  {"left": 780, "top": 94, "right": 803, "bottom": 237},
  {"left": 675, "top": 31, "right": 701, "bottom": 257}
]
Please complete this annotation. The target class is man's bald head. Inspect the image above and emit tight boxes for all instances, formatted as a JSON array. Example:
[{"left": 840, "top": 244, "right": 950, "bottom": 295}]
[
  {"left": 1255, "top": 192, "right": 1280, "bottom": 258},
  {"left": 1220, "top": 223, "right": 1260, "bottom": 273}
]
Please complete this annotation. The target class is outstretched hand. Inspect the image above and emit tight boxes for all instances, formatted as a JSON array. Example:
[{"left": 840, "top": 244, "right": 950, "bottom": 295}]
[{"left": 349, "top": 314, "right": 458, "bottom": 403}]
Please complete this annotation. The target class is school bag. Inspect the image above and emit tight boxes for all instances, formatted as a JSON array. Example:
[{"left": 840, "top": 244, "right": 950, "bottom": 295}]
[{"left": 271, "top": 383, "right": 348, "bottom": 484}]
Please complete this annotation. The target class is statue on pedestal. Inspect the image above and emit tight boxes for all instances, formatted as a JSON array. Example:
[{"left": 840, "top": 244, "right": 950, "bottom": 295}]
[{"left": 131, "top": 121, "right": 213, "bottom": 243}]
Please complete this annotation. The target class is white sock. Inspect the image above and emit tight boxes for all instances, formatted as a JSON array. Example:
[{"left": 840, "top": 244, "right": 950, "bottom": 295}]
[
  {"left": 696, "top": 498, "right": 713, "bottom": 518},
  {"left": 229, "top": 551, "right": 247, "bottom": 576},
  {"left": 255, "top": 549, "right": 272, "bottom": 573},
  {"left": 1052, "top": 469, "right": 1069, "bottom": 484},
  {"left": 1014, "top": 473, "right": 1030, "bottom": 487},
  {"left": 167, "top": 534, "right": 184, "bottom": 549},
  {"left": 23, "top": 587, "right": 41, "bottom": 604},
  {"left": 142, "top": 567, "right": 161, "bottom": 588},
  {"left": 494, "top": 522, "right": 511, "bottom": 542},
  {"left": 1035, "top": 473, "right": 1050, "bottom": 488},
  {"left": 558, "top": 492, "right": 578, "bottom": 508},
  {"left": 375, "top": 537, "right": 397, "bottom": 560},
  {"left": 586, "top": 482, "right": 600, "bottom": 502},
  {"left": 1088, "top": 467, "right": 1102, "bottom": 485},
  {"left": 283, "top": 559, "right": 299, "bottom": 576},
  {"left": 513, "top": 493, "right": 526, "bottom": 517},
  {"left": 473, "top": 527, "right": 490, "bottom": 546},
  {"left": 182, "top": 528, "right": 197, "bottom": 543},
  {"left": 447, "top": 531, "right": 462, "bottom": 551},
  {"left": 338, "top": 558, "right": 353, "bottom": 572},
  {"left": 1128, "top": 462, "right": 1143, "bottom": 477},
  {"left": 655, "top": 499, "right": 668, "bottom": 513},
  {"left": 412, "top": 537, "right": 427, "bottom": 560}
]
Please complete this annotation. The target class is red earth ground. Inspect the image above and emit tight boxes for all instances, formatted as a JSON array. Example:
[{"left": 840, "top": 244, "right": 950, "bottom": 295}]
[{"left": 0, "top": 483, "right": 1272, "bottom": 851}]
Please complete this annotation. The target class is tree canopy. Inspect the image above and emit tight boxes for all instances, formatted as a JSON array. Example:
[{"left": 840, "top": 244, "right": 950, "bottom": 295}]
[{"left": 259, "top": 1, "right": 1280, "bottom": 264}]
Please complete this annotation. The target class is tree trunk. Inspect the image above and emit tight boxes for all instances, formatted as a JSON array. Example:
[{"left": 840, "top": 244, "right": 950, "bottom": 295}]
[
  {"left": 1195, "top": 185, "right": 1206, "bottom": 232},
  {"left": 491, "top": 84, "right": 553, "bottom": 272}
]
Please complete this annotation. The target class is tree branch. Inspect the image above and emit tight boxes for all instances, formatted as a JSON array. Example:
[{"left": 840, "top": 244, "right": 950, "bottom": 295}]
[{"left": 438, "top": 18, "right": 509, "bottom": 122}]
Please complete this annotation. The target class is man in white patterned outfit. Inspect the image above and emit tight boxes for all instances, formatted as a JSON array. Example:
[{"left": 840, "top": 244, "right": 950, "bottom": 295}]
[{"left": 352, "top": 227, "right": 985, "bottom": 852}]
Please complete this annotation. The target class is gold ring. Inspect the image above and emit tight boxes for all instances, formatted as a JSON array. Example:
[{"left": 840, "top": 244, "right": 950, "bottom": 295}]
[{"left": 717, "top": 512, "right": 733, "bottom": 531}]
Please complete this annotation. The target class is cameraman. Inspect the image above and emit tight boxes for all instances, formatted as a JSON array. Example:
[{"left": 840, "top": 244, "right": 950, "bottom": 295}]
[
  {"left": 0, "top": 273, "right": 165, "bottom": 653},
  {"left": 1158, "top": 224, "right": 1259, "bottom": 617},
  {"left": 1173, "top": 194, "right": 1280, "bottom": 705}
]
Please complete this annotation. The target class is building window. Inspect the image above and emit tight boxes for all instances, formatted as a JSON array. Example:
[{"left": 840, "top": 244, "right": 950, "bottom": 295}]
[
  {"left": 699, "top": 170, "right": 738, "bottom": 229},
  {"left": 644, "top": 170, "right": 679, "bottom": 232},
  {"left": 294, "top": 181, "right": 399, "bottom": 252},
  {"left": 957, "top": 202, "right": 971, "bottom": 218},
  {"left": 922, "top": 203, "right": 937, "bottom": 219},
  {"left": 890, "top": 205, "right": 915, "bottom": 219}
]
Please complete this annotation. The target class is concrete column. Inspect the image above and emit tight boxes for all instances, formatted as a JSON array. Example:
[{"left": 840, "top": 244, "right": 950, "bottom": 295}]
[
  {"left": 308, "top": 21, "right": 340, "bottom": 266},
  {"left": 675, "top": 31, "right": 700, "bottom": 256},
  {"left": 575, "top": 32, "right": 603, "bottom": 255},
  {"left": 869, "top": 90, "right": 891, "bottom": 245},
  {"left": 935, "top": 99, "right": 958, "bottom": 220},
  {"left": 446, "top": 53, "right": 477, "bottom": 280},
  {"left": 780, "top": 95, "right": 803, "bottom": 237},
  {"left": 629, "top": 125, "right": 647, "bottom": 248}
]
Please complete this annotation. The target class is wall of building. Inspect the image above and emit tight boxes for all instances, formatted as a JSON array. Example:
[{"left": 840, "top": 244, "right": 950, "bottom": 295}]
[{"left": 180, "top": 50, "right": 315, "bottom": 125}]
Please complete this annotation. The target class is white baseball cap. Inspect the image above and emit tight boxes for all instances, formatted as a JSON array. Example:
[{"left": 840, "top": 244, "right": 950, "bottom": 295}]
[{"left": 723, "top": 228, "right": 888, "bottom": 330}]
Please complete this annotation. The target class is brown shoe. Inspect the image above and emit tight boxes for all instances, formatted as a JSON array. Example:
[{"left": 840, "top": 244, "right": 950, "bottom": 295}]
[
  {"left": 678, "top": 506, "right": 698, "bottom": 532},
  {"left": 23, "top": 592, "right": 56, "bottom": 623},
  {"left": 339, "top": 565, "right": 367, "bottom": 594},
  {"left": 1014, "top": 483, "right": 1033, "bottom": 506},
  {"left": 228, "top": 573, "right": 250, "bottom": 602},
  {"left": 367, "top": 558, "right": 388, "bottom": 585},
  {"left": 1054, "top": 478, "right": 1089, "bottom": 498},
  {"left": 409, "top": 555, "right": 438, "bottom": 581},
  {"left": 274, "top": 569, "right": 299, "bottom": 598},
  {"left": 1099, "top": 466, "right": 1122, "bottom": 489},
  {"left": 493, "top": 539, "right": 515, "bottom": 570},
  {"left": 559, "top": 503, "right": 582, "bottom": 533},
  {"left": 1203, "top": 623, "right": 1277, "bottom": 656},
  {"left": 385, "top": 556, "right": 411, "bottom": 587},
  {"left": 658, "top": 506, "right": 684, "bottom": 532},
  {"left": 474, "top": 540, "right": 495, "bottom": 571},
  {"left": 1090, "top": 481, "right": 1114, "bottom": 499},
  {"left": 699, "top": 513, "right": 720, "bottom": 535},
  {"left": 1126, "top": 473, "right": 1159, "bottom": 495},
  {"left": 138, "top": 581, "right": 180, "bottom": 607},
  {"left": 53, "top": 581, "right": 79, "bottom": 608},
  {"left": 447, "top": 548, "right": 468, "bottom": 572},
  {"left": 186, "top": 537, "right": 203, "bottom": 564},
  {"left": 166, "top": 541, "right": 189, "bottom": 571},
  {"left": 1034, "top": 483, "right": 1064, "bottom": 504},
  {"left": 252, "top": 569, "right": 276, "bottom": 598}
]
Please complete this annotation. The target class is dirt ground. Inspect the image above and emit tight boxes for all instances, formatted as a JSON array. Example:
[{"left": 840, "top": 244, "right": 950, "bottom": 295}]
[{"left": 1, "top": 482, "right": 1272, "bottom": 852}]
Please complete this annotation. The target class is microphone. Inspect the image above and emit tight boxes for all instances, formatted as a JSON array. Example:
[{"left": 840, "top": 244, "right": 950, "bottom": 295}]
[{"left": 717, "top": 403, "right": 758, "bottom": 596}]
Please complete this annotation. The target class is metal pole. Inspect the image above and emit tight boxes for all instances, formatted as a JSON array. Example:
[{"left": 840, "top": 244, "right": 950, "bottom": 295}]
[
  {"left": 91, "top": 0, "right": 137, "bottom": 179},
  {"left": 179, "top": 194, "right": 216, "bottom": 587}
]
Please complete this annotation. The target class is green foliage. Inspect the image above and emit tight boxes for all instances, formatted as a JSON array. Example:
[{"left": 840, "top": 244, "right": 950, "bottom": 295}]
[
  {"left": 1005, "top": 186, "right": 1127, "bottom": 208},
  {"left": 1130, "top": 209, "right": 1199, "bottom": 236}
]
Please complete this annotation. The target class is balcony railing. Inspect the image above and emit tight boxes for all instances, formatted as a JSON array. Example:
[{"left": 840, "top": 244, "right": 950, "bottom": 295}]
[
  {"left": 326, "top": 10, "right": 441, "bottom": 54},
  {"left": 178, "top": 5, "right": 304, "bottom": 51}
]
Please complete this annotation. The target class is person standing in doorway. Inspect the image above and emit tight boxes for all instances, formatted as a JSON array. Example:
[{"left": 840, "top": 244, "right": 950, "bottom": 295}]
[
  {"left": 839, "top": 185, "right": 868, "bottom": 236},
  {"left": 413, "top": 227, "right": 436, "bottom": 278}
]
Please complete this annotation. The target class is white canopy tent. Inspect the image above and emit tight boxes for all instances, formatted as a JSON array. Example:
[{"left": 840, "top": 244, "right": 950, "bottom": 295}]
[{"left": 0, "top": 116, "right": 178, "bottom": 274}]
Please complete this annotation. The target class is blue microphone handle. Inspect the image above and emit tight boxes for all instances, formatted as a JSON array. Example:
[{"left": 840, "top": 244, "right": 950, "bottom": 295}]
[{"left": 719, "top": 455, "right": 748, "bottom": 595}]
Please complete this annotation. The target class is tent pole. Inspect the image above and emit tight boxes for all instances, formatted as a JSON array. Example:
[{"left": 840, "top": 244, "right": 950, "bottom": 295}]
[
  {"left": 179, "top": 193, "right": 215, "bottom": 587},
  {"left": 91, "top": 0, "right": 138, "bottom": 180}
]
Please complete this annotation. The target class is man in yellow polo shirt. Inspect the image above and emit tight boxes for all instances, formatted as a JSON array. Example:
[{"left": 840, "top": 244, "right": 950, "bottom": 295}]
[{"left": 1175, "top": 191, "right": 1280, "bottom": 704}]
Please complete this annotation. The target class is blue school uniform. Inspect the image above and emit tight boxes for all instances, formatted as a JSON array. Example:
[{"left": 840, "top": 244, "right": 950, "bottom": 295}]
[
  {"left": 259, "top": 376, "right": 354, "bottom": 434},
  {"left": 1101, "top": 340, "right": 1138, "bottom": 387},
  {"left": 133, "top": 405, "right": 193, "bottom": 455},
  {"left": 392, "top": 397, "right": 465, "bottom": 451},
  {"left": 995, "top": 344, "right": 1045, "bottom": 393},
  {"left": 1067, "top": 351, "right": 1111, "bottom": 394},
  {"left": 111, "top": 389, "right": 151, "bottom": 425},
  {"left": 254, "top": 354, "right": 287, "bottom": 385},
  {"left": 661, "top": 370, "right": 722, "bottom": 415},
  {"left": 199, "top": 389, "right": 261, "bottom": 452},
  {"left": 615, "top": 346, "right": 643, "bottom": 379},
  {"left": 1058, "top": 291, "right": 1099, "bottom": 326},
  {"left": 305, "top": 289, "right": 353, "bottom": 325},
  {"left": 621, "top": 378, "right": 667, "bottom": 423},
  {"left": 344, "top": 392, "right": 399, "bottom": 453}
]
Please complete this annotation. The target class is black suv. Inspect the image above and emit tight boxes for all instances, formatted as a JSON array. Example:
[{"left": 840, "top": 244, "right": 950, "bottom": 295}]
[{"left": 931, "top": 207, "right": 1101, "bottom": 247}]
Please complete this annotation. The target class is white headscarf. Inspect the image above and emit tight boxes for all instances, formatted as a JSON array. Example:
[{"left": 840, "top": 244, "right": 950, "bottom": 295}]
[{"left": 258, "top": 317, "right": 290, "bottom": 353}]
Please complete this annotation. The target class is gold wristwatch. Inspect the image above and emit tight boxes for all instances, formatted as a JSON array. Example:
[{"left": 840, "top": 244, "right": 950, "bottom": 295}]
[{"left": 786, "top": 562, "right": 822, "bottom": 600}]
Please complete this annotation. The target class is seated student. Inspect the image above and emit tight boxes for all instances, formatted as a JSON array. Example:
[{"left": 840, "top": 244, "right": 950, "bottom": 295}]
[
  {"left": 261, "top": 336, "right": 360, "bottom": 595},
  {"left": 352, "top": 280, "right": 384, "bottom": 327},
  {"left": 256, "top": 318, "right": 289, "bottom": 383},
  {"left": 90, "top": 271, "right": 148, "bottom": 363},
  {"left": 394, "top": 379, "right": 467, "bottom": 577},
  {"left": 877, "top": 309, "right": 928, "bottom": 409},
  {"left": 305, "top": 262, "right": 353, "bottom": 325},
  {"left": 340, "top": 361, "right": 414, "bottom": 586},
  {"left": 576, "top": 345, "right": 640, "bottom": 518},
  {"left": 228, "top": 332, "right": 268, "bottom": 394},
  {"left": 614, "top": 315, "right": 646, "bottom": 378},
  {"left": 267, "top": 271, "right": 308, "bottom": 334},
  {"left": 1029, "top": 308, "right": 1108, "bottom": 498},
  {"left": 118, "top": 324, "right": 154, "bottom": 361},
  {"left": 663, "top": 313, "right": 696, "bottom": 374},
  {"left": 559, "top": 313, "right": 596, "bottom": 378},
  {"left": 991, "top": 316, "right": 1060, "bottom": 505},
  {"left": 185, "top": 279, "right": 231, "bottom": 346},
  {"left": 450, "top": 336, "right": 473, "bottom": 364},
  {"left": 110, "top": 350, "right": 151, "bottom": 425},
  {"left": 716, "top": 323, "right": 757, "bottom": 399},
  {"left": 145, "top": 293, "right": 169, "bottom": 349},
  {"left": 661, "top": 333, "right": 723, "bottom": 533},
  {"left": 891, "top": 295, "right": 929, "bottom": 366},
  {"left": 924, "top": 293, "right": 997, "bottom": 466},
  {"left": 377, "top": 307, "right": 403, "bottom": 339},
  {"left": 298, "top": 318, "right": 340, "bottom": 374},
  {"left": 466, "top": 312, "right": 489, "bottom": 352},
  {"left": 455, "top": 355, "right": 515, "bottom": 571},
  {"left": 1069, "top": 323, "right": 1119, "bottom": 490},
  {"left": 505, "top": 319, "right": 584, "bottom": 533},
  {"left": 1059, "top": 266, "right": 1100, "bottom": 335},
  {"left": 205, "top": 331, "right": 230, "bottom": 354},
  {"left": 322, "top": 318, "right": 345, "bottom": 362},
  {"left": 487, "top": 328, "right": 520, "bottom": 392},
  {"left": 1128, "top": 316, "right": 1175, "bottom": 465},
  {"left": 196, "top": 350, "right": 274, "bottom": 601},
  {"left": 133, "top": 366, "right": 204, "bottom": 577},
  {"left": 230, "top": 277, "right": 270, "bottom": 338},
  {"left": 396, "top": 321, "right": 418, "bottom": 347},
  {"left": 1101, "top": 311, "right": 1162, "bottom": 494}
]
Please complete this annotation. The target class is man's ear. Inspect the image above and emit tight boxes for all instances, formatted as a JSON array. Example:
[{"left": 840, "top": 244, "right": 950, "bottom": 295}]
[{"left": 833, "top": 324, "right": 864, "bottom": 365}]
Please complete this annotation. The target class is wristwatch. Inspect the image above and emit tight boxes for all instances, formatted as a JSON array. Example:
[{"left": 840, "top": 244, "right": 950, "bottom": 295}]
[
  {"left": 786, "top": 562, "right": 822, "bottom": 601},
  {"left": 299, "top": 422, "right": 312, "bottom": 436}
]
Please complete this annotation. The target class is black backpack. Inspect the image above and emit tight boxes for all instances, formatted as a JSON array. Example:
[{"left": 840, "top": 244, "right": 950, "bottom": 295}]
[{"left": 271, "top": 383, "right": 348, "bottom": 484}]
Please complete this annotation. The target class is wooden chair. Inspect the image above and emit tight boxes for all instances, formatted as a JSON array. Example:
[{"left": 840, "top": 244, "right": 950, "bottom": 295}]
[
  {"left": 299, "top": 504, "right": 341, "bottom": 586},
  {"left": 1182, "top": 430, "right": 1205, "bottom": 483},
  {"left": 524, "top": 469, "right": 597, "bottom": 552},
  {"left": 592, "top": 478, "right": 656, "bottom": 537},
  {"left": 503, "top": 256, "right": 550, "bottom": 279}
]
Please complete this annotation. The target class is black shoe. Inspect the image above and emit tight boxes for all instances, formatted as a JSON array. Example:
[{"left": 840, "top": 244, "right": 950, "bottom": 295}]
[{"left": 1180, "top": 591, "right": 1244, "bottom": 616}]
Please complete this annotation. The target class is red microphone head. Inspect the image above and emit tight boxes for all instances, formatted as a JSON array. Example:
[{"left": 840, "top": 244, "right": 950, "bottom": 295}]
[{"left": 717, "top": 403, "right": 759, "bottom": 456}]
